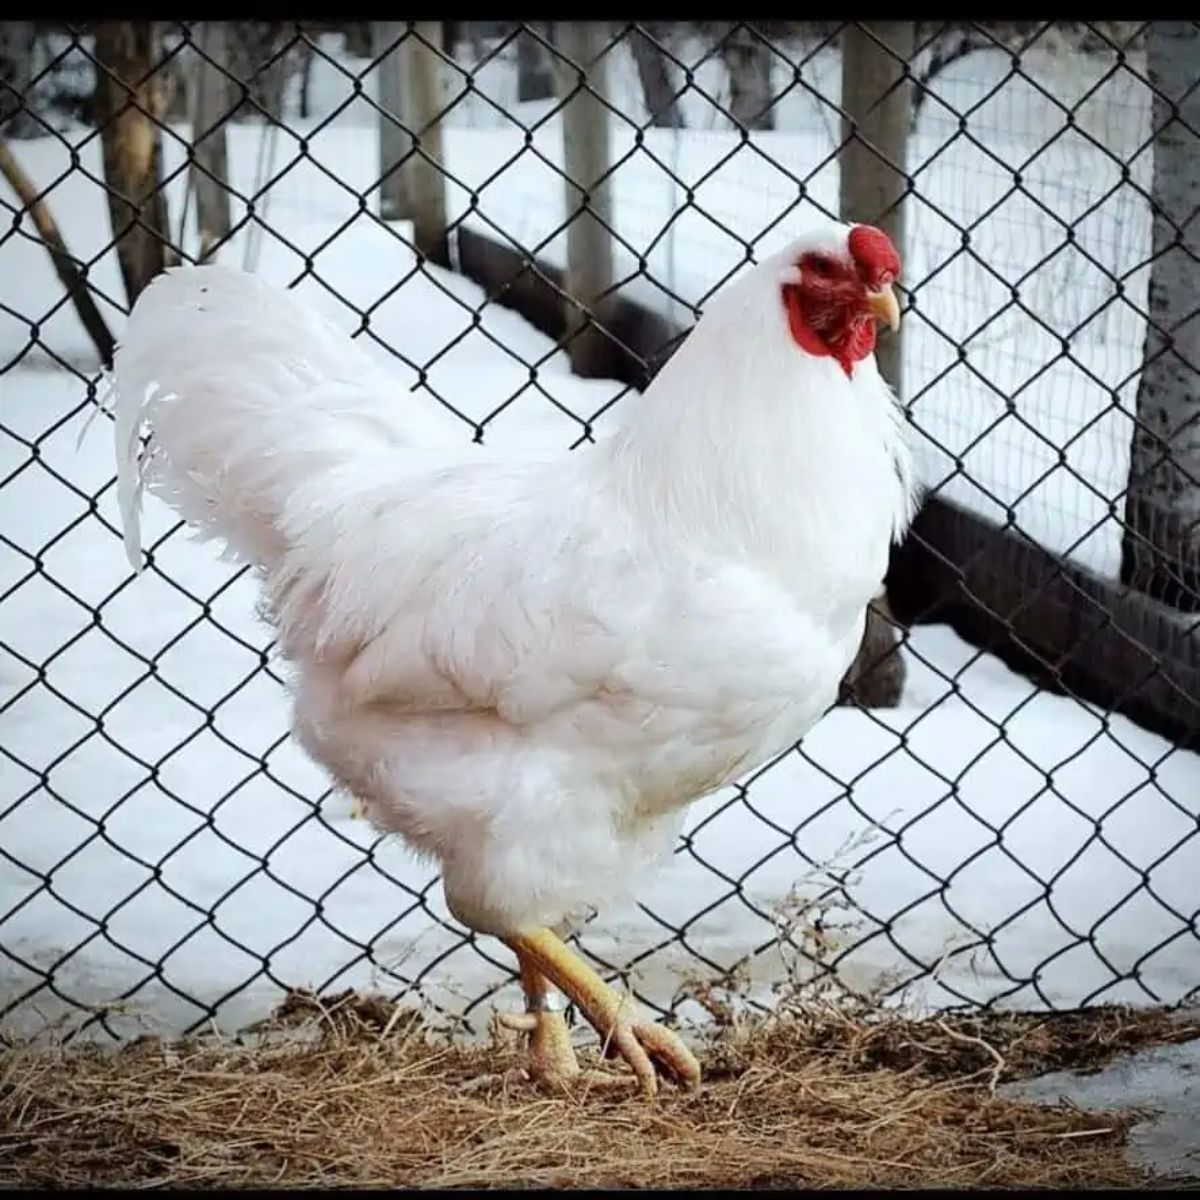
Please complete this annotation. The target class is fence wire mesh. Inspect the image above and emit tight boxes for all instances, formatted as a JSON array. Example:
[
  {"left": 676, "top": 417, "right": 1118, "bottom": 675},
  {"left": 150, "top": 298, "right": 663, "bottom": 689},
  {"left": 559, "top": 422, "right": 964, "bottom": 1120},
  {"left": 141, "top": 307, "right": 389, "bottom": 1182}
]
[{"left": 1, "top": 20, "right": 1198, "bottom": 1042}]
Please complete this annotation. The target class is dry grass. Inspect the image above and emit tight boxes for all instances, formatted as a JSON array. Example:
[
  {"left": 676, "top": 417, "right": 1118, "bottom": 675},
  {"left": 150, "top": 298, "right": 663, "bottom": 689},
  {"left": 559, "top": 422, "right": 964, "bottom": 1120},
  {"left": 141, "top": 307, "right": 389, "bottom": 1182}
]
[{"left": 1, "top": 990, "right": 1196, "bottom": 1189}]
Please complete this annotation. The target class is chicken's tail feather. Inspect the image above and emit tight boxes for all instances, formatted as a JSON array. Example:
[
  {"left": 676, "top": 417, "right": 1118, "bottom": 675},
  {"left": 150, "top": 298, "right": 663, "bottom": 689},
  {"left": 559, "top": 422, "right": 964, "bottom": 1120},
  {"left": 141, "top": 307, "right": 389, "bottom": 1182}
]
[{"left": 112, "top": 264, "right": 429, "bottom": 573}]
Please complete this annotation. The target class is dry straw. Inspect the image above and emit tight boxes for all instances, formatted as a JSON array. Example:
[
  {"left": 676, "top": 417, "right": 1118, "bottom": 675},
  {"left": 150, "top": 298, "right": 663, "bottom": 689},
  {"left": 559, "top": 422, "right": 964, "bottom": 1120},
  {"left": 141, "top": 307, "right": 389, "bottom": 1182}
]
[{"left": 3, "top": 989, "right": 1196, "bottom": 1189}]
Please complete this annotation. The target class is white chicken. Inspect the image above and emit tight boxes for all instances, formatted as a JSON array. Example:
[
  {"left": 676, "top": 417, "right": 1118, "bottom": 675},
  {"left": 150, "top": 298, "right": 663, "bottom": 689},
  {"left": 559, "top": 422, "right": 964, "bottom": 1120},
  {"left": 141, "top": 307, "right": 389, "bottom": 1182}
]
[{"left": 111, "top": 220, "right": 915, "bottom": 1096}]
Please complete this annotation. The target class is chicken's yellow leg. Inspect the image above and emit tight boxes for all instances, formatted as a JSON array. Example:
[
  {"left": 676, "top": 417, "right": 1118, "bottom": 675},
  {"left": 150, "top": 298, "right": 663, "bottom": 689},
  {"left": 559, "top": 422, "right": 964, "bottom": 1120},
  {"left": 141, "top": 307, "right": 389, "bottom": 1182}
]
[
  {"left": 497, "top": 949, "right": 638, "bottom": 1094},
  {"left": 495, "top": 953, "right": 583, "bottom": 1085},
  {"left": 502, "top": 927, "right": 701, "bottom": 1098}
]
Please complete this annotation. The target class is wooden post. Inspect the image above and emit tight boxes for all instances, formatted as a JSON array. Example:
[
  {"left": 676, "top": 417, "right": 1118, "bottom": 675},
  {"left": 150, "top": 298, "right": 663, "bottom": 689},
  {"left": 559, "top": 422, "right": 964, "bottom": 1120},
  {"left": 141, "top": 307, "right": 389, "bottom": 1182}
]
[
  {"left": 189, "top": 22, "right": 232, "bottom": 262},
  {"left": 839, "top": 21, "right": 914, "bottom": 397},
  {"left": 94, "top": 20, "right": 179, "bottom": 307},
  {"left": 556, "top": 21, "right": 615, "bottom": 379},
  {"left": 373, "top": 20, "right": 449, "bottom": 266}
]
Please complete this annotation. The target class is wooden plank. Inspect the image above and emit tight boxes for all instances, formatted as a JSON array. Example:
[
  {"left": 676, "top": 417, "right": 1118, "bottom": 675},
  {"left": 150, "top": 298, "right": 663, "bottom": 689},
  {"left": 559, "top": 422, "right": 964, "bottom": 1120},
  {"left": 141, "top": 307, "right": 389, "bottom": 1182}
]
[{"left": 887, "top": 498, "right": 1200, "bottom": 750}]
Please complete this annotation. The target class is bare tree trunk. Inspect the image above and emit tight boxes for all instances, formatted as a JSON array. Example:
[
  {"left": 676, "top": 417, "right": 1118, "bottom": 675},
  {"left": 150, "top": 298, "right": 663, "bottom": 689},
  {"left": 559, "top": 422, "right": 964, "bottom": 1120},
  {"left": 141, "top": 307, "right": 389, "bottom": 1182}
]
[
  {"left": 189, "top": 22, "right": 232, "bottom": 262},
  {"left": 0, "top": 138, "right": 116, "bottom": 366},
  {"left": 630, "top": 23, "right": 682, "bottom": 128},
  {"left": 839, "top": 21, "right": 914, "bottom": 397},
  {"left": 226, "top": 21, "right": 295, "bottom": 118},
  {"left": 375, "top": 20, "right": 405, "bottom": 219},
  {"left": 298, "top": 35, "right": 315, "bottom": 119},
  {"left": 840, "top": 22, "right": 915, "bottom": 706},
  {"left": 373, "top": 20, "right": 449, "bottom": 266},
  {"left": 516, "top": 22, "right": 555, "bottom": 102},
  {"left": 723, "top": 26, "right": 773, "bottom": 131},
  {"left": 910, "top": 26, "right": 993, "bottom": 121},
  {"left": 0, "top": 21, "right": 39, "bottom": 138},
  {"left": 556, "top": 21, "right": 615, "bottom": 379},
  {"left": 1121, "top": 21, "right": 1200, "bottom": 612},
  {"left": 94, "top": 20, "right": 178, "bottom": 307},
  {"left": 344, "top": 22, "right": 371, "bottom": 58},
  {"left": 465, "top": 21, "right": 489, "bottom": 65}
]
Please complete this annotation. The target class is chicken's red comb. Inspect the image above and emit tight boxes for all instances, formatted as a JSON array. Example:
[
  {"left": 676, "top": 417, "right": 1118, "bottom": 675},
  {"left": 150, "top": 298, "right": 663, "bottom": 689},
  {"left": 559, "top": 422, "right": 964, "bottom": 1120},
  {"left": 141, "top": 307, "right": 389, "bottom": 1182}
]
[{"left": 848, "top": 224, "right": 901, "bottom": 280}]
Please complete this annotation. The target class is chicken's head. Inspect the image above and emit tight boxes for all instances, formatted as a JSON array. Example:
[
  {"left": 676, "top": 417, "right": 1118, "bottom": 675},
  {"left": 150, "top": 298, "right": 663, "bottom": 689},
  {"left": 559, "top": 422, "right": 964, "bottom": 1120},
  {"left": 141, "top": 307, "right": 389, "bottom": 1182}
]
[{"left": 777, "top": 223, "right": 901, "bottom": 377}]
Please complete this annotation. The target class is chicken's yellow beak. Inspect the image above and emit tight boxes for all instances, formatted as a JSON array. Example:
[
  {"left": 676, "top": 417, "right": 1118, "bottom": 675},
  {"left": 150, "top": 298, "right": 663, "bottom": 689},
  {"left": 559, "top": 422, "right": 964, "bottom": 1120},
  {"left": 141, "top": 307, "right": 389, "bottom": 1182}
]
[{"left": 866, "top": 285, "right": 901, "bottom": 331}]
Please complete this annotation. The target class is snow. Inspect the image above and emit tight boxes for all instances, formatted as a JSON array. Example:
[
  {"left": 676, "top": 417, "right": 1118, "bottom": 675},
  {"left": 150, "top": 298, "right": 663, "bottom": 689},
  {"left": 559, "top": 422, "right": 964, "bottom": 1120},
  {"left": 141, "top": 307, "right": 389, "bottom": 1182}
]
[{"left": 1, "top": 32, "right": 1197, "bottom": 1041}]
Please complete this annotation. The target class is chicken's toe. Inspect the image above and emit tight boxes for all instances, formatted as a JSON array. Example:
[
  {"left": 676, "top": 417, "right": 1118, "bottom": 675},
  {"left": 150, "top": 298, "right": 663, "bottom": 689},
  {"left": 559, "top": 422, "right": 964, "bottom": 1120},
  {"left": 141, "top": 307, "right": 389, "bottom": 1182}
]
[
  {"left": 504, "top": 927, "right": 703, "bottom": 1099},
  {"left": 597, "top": 1014, "right": 701, "bottom": 1097}
]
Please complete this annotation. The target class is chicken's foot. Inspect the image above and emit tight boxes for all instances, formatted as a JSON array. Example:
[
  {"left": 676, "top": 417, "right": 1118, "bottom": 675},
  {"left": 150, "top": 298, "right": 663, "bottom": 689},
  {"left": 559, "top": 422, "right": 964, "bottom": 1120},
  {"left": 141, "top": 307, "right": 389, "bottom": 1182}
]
[{"left": 502, "top": 927, "right": 701, "bottom": 1098}]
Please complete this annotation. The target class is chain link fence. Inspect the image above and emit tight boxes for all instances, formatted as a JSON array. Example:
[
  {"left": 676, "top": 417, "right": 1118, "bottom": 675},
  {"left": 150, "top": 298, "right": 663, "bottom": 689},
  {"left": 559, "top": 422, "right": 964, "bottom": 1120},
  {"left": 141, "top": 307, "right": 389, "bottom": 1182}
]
[{"left": 1, "top": 20, "right": 1198, "bottom": 1043}]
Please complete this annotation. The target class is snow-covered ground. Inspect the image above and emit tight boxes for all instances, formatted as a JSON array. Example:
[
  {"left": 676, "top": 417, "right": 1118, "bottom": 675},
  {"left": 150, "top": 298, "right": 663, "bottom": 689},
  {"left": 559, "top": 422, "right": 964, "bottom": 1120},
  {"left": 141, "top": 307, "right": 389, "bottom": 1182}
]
[{"left": 2, "top": 31, "right": 1197, "bottom": 1041}]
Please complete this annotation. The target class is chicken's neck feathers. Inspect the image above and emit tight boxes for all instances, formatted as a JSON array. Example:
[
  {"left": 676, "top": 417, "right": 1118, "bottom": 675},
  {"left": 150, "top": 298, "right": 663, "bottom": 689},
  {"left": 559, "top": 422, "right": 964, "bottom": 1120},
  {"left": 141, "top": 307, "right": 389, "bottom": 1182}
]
[{"left": 607, "top": 296, "right": 915, "bottom": 601}]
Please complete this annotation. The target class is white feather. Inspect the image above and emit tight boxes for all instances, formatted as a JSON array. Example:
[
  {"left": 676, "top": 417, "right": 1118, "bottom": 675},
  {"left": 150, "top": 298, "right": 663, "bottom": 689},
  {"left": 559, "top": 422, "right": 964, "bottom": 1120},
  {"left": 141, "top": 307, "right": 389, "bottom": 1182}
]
[{"left": 111, "top": 226, "right": 917, "bottom": 936}]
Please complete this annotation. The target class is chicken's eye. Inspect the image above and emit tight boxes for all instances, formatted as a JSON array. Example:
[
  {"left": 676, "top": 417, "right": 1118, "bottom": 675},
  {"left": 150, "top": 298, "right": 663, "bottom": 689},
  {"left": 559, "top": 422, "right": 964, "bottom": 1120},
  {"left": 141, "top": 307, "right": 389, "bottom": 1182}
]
[{"left": 807, "top": 255, "right": 836, "bottom": 277}]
